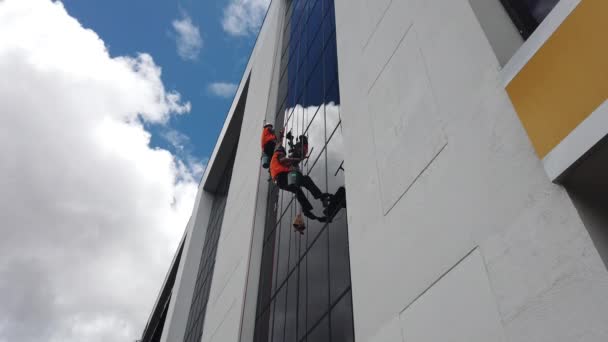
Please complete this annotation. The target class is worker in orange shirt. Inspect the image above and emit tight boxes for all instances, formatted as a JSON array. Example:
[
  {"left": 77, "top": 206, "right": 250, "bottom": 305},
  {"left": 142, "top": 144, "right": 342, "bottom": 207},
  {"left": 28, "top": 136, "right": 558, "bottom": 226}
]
[
  {"left": 269, "top": 141, "right": 331, "bottom": 222},
  {"left": 260, "top": 123, "right": 278, "bottom": 168}
]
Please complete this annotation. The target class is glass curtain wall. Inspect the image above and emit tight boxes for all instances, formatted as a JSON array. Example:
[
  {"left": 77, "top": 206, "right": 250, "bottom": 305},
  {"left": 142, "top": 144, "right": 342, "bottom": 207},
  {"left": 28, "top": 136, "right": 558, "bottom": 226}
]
[
  {"left": 499, "top": 0, "right": 560, "bottom": 38},
  {"left": 254, "top": 0, "right": 354, "bottom": 341}
]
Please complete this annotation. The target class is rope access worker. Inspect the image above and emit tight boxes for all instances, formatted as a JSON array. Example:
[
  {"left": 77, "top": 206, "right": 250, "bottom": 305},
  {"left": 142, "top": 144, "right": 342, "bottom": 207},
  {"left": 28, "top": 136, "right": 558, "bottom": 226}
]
[
  {"left": 269, "top": 139, "right": 331, "bottom": 223},
  {"left": 260, "top": 122, "right": 278, "bottom": 169}
]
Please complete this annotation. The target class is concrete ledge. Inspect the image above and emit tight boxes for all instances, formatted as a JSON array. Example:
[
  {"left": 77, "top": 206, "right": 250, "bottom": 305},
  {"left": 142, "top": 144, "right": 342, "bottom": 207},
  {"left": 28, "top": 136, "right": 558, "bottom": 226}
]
[
  {"left": 500, "top": 0, "right": 581, "bottom": 87},
  {"left": 543, "top": 100, "right": 608, "bottom": 181}
]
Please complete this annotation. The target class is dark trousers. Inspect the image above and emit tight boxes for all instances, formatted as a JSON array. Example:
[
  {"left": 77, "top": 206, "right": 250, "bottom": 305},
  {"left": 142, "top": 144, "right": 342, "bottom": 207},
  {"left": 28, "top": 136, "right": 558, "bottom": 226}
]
[
  {"left": 263, "top": 141, "right": 276, "bottom": 157},
  {"left": 276, "top": 172, "right": 323, "bottom": 212}
]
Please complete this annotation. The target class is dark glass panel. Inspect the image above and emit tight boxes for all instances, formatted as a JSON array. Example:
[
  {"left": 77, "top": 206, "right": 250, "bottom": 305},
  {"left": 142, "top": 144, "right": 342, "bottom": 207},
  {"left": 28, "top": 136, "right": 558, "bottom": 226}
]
[
  {"left": 306, "top": 314, "right": 330, "bottom": 342},
  {"left": 255, "top": 308, "right": 271, "bottom": 342},
  {"left": 271, "top": 220, "right": 281, "bottom": 293},
  {"left": 284, "top": 271, "right": 299, "bottom": 342},
  {"left": 296, "top": 64, "right": 307, "bottom": 108},
  {"left": 297, "top": 255, "right": 308, "bottom": 341},
  {"left": 305, "top": 0, "right": 323, "bottom": 50},
  {"left": 331, "top": 292, "right": 355, "bottom": 342},
  {"left": 328, "top": 209, "right": 350, "bottom": 302},
  {"left": 290, "top": 2, "right": 305, "bottom": 51},
  {"left": 278, "top": 187, "right": 295, "bottom": 225},
  {"left": 322, "top": 0, "right": 333, "bottom": 17},
  {"left": 272, "top": 284, "right": 287, "bottom": 342},
  {"left": 306, "top": 228, "right": 329, "bottom": 327},
  {"left": 525, "top": 0, "right": 559, "bottom": 22},
  {"left": 305, "top": 50, "right": 324, "bottom": 107},
  {"left": 258, "top": 231, "right": 276, "bottom": 315},
  {"left": 499, "top": 0, "right": 559, "bottom": 38},
  {"left": 280, "top": 47, "right": 290, "bottom": 87},
  {"left": 288, "top": 212, "right": 303, "bottom": 274},
  {"left": 276, "top": 214, "right": 294, "bottom": 289},
  {"left": 287, "top": 50, "right": 300, "bottom": 108},
  {"left": 322, "top": 0, "right": 336, "bottom": 43},
  {"left": 264, "top": 186, "right": 280, "bottom": 241},
  {"left": 323, "top": 34, "right": 339, "bottom": 93}
]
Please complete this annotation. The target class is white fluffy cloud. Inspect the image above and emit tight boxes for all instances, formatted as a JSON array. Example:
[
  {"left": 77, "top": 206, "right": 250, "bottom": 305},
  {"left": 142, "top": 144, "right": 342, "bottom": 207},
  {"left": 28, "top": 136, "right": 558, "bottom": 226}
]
[
  {"left": 0, "top": 1, "right": 200, "bottom": 341},
  {"left": 222, "top": 0, "right": 270, "bottom": 36},
  {"left": 172, "top": 13, "right": 203, "bottom": 61},
  {"left": 208, "top": 82, "right": 238, "bottom": 98}
]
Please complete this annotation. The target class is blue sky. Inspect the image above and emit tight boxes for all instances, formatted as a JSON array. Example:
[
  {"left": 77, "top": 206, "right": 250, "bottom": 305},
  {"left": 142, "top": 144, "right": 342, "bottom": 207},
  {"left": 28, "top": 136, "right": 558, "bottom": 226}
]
[{"left": 62, "top": 0, "right": 265, "bottom": 170}]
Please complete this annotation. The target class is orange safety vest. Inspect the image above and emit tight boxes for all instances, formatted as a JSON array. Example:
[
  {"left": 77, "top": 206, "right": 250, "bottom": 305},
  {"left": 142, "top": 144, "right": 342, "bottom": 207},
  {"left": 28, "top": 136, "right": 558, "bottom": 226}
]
[
  {"left": 270, "top": 150, "right": 290, "bottom": 180},
  {"left": 261, "top": 127, "right": 276, "bottom": 149}
]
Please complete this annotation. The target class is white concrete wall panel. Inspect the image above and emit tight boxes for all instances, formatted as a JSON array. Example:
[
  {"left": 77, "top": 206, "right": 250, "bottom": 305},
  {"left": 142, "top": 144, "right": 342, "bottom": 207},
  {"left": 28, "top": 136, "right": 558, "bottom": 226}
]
[
  {"left": 334, "top": 0, "right": 608, "bottom": 341},
  {"left": 367, "top": 25, "right": 447, "bottom": 214},
  {"left": 367, "top": 316, "right": 403, "bottom": 342},
  {"left": 400, "top": 249, "right": 505, "bottom": 342},
  {"left": 199, "top": 2, "right": 283, "bottom": 342},
  {"left": 481, "top": 187, "right": 608, "bottom": 342}
]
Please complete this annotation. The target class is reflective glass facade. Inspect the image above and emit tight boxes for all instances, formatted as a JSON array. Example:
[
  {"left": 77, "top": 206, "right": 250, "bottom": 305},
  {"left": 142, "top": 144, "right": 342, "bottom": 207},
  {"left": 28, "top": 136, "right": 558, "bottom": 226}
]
[
  {"left": 183, "top": 152, "right": 236, "bottom": 342},
  {"left": 254, "top": 0, "right": 354, "bottom": 341},
  {"left": 500, "top": 0, "right": 560, "bottom": 38}
]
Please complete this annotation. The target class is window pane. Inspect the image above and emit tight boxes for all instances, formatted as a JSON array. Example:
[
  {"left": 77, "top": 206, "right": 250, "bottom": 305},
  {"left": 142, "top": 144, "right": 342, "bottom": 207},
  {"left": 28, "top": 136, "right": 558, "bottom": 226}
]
[
  {"left": 271, "top": 221, "right": 281, "bottom": 293},
  {"left": 272, "top": 285, "right": 287, "bottom": 342},
  {"left": 322, "top": 0, "right": 333, "bottom": 18},
  {"left": 288, "top": 206, "right": 302, "bottom": 274},
  {"left": 500, "top": 0, "right": 560, "bottom": 38},
  {"left": 306, "top": 45, "right": 324, "bottom": 106},
  {"left": 298, "top": 255, "right": 308, "bottom": 341},
  {"left": 307, "top": 228, "right": 329, "bottom": 327},
  {"left": 328, "top": 203, "right": 350, "bottom": 302},
  {"left": 330, "top": 291, "right": 355, "bottom": 342},
  {"left": 526, "top": 0, "right": 559, "bottom": 22},
  {"left": 306, "top": 314, "right": 330, "bottom": 342},
  {"left": 258, "top": 234, "right": 276, "bottom": 315},
  {"left": 322, "top": 1, "right": 336, "bottom": 43},
  {"left": 276, "top": 214, "right": 294, "bottom": 288},
  {"left": 284, "top": 272, "right": 298, "bottom": 342},
  {"left": 306, "top": 0, "right": 323, "bottom": 50},
  {"left": 255, "top": 308, "right": 271, "bottom": 342},
  {"left": 323, "top": 34, "right": 338, "bottom": 90}
]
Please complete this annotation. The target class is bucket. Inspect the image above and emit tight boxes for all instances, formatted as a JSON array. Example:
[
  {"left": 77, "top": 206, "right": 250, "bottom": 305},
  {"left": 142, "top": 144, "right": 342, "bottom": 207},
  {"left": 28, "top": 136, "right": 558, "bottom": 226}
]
[
  {"left": 287, "top": 170, "right": 302, "bottom": 187},
  {"left": 261, "top": 154, "right": 270, "bottom": 168}
]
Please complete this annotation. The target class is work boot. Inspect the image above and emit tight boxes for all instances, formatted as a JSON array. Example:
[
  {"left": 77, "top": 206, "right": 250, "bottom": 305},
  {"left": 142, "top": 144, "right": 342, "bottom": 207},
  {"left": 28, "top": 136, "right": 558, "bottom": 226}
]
[
  {"left": 320, "top": 193, "right": 333, "bottom": 208},
  {"left": 316, "top": 215, "right": 330, "bottom": 223}
]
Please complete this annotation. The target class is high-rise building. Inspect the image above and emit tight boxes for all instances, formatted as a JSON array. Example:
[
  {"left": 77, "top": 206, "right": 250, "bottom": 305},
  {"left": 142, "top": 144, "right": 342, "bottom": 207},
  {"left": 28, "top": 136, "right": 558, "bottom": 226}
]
[{"left": 140, "top": 0, "right": 608, "bottom": 341}]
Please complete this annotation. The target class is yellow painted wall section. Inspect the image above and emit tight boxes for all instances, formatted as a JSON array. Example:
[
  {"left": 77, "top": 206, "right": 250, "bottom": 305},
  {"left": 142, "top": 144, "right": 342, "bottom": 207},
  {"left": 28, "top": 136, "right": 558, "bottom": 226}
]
[{"left": 506, "top": 0, "right": 608, "bottom": 158}]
